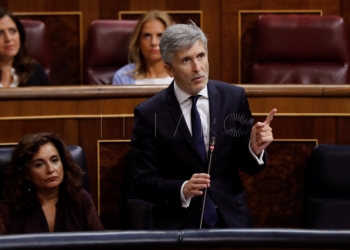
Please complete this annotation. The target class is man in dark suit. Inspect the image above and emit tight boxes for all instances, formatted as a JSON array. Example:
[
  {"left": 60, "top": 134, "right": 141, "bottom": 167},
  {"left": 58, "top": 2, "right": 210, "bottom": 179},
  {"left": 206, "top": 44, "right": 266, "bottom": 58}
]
[{"left": 131, "top": 20, "right": 276, "bottom": 229}]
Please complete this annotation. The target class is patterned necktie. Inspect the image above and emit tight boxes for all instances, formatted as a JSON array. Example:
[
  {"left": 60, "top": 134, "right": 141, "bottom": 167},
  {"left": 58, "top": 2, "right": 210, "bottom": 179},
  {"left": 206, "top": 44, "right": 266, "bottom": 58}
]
[
  {"left": 190, "top": 95, "right": 218, "bottom": 228},
  {"left": 190, "top": 95, "right": 207, "bottom": 162}
]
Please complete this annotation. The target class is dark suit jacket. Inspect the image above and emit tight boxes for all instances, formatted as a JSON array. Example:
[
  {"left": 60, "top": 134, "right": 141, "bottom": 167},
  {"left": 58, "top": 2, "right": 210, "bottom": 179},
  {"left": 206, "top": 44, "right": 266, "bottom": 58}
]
[
  {"left": 18, "top": 61, "right": 49, "bottom": 87},
  {"left": 131, "top": 80, "right": 266, "bottom": 229},
  {"left": 0, "top": 189, "right": 104, "bottom": 234}
]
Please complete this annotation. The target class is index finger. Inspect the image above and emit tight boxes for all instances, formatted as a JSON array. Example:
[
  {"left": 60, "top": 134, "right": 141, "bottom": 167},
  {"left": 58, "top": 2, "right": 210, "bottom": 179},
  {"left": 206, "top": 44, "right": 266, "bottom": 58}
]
[
  {"left": 192, "top": 173, "right": 210, "bottom": 179},
  {"left": 264, "top": 108, "right": 277, "bottom": 124}
]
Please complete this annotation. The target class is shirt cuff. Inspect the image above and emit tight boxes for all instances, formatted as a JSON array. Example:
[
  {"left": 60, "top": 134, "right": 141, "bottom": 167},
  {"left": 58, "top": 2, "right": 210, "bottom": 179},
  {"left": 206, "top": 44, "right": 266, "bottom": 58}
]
[
  {"left": 180, "top": 181, "right": 191, "bottom": 208},
  {"left": 248, "top": 140, "right": 265, "bottom": 165}
]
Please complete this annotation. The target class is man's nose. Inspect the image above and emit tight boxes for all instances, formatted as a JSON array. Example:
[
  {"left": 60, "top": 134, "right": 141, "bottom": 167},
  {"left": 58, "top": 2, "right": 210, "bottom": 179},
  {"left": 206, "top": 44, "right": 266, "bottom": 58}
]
[{"left": 193, "top": 60, "right": 201, "bottom": 72}]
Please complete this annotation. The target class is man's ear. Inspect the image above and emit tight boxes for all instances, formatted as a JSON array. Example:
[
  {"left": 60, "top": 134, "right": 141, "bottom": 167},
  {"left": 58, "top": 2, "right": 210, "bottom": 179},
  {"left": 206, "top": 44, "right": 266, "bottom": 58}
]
[{"left": 164, "top": 64, "right": 174, "bottom": 78}]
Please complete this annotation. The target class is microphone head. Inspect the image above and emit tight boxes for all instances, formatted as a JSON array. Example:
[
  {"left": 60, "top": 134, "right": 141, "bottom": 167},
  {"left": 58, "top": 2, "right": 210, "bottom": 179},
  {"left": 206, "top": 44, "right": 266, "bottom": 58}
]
[{"left": 210, "top": 137, "right": 216, "bottom": 146}]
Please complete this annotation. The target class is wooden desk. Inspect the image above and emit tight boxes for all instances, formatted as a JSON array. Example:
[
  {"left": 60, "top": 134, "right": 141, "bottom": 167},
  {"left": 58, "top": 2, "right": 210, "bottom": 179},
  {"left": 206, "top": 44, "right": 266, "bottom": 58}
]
[{"left": 1, "top": 84, "right": 349, "bottom": 229}]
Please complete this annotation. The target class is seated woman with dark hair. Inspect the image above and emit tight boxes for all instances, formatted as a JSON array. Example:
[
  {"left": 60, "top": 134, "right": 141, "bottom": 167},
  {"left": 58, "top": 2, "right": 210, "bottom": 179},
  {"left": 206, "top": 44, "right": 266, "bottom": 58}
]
[
  {"left": 0, "top": 133, "right": 103, "bottom": 234},
  {"left": 112, "top": 10, "right": 173, "bottom": 85},
  {"left": 0, "top": 8, "right": 49, "bottom": 87}
]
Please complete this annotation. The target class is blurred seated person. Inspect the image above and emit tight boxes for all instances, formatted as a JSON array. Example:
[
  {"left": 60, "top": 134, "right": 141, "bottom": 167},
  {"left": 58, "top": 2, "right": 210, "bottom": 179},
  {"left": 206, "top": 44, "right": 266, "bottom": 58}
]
[
  {"left": 0, "top": 133, "right": 103, "bottom": 234},
  {"left": 112, "top": 10, "right": 173, "bottom": 85},
  {"left": 0, "top": 8, "right": 49, "bottom": 88}
]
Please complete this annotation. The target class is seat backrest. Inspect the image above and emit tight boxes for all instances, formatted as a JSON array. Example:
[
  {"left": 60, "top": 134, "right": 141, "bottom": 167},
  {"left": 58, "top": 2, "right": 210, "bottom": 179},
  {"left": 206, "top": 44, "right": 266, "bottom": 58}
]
[
  {"left": 85, "top": 20, "right": 137, "bottom": 85},
  {"left": 20, "top": 20, "right": 51, "bottom": 79},
  {"left": 250, "top": 15, "right": 350, "bottom": 84},
  {"left": 304, "top": 144, "right": 350, "bottom": 229},
  {"left": 0, "top": 145, "right": 90, "bottom": 201},
  {"left": 66, "top": 145, "right": 90, "bottom": 192},
  {"left": 0, "top": 147, "right": 13, "bottom": 201}
]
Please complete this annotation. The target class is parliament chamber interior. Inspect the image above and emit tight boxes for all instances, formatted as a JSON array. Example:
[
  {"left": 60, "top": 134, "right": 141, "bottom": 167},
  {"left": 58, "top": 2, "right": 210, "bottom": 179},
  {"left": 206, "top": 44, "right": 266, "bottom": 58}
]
[{"left": 1, "top": 0, "right": 350, "bottom": 249}]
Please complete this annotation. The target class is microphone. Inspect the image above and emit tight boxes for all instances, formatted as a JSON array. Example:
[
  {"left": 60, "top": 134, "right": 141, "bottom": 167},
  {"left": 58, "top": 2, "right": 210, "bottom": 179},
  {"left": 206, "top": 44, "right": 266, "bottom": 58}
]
[{"left": 199, "top": 136, "right": 216, "bottom": 229}]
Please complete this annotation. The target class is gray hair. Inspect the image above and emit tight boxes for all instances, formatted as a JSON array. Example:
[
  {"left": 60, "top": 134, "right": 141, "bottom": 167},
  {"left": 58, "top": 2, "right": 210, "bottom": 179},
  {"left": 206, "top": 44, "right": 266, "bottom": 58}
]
[{"left": 159, "top": 20, "right": 208, "bottom": 66}]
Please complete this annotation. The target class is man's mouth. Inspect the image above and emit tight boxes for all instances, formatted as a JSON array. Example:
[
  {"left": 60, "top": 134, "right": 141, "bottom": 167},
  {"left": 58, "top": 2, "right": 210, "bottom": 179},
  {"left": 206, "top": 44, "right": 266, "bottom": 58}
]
[{"left": 192, "top": 75, "right": 204, "bottom": 81}]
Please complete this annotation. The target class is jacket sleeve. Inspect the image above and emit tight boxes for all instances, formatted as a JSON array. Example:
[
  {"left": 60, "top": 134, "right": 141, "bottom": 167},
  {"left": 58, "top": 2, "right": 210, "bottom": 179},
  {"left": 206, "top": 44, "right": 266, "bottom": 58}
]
[{"left": 131, "top": 105, "right": 184, "bottom": 206}]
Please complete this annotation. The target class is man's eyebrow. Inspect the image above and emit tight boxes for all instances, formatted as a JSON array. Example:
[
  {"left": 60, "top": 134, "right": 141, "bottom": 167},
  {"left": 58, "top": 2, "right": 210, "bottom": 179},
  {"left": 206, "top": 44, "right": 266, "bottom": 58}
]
[{"left": 180, "top": 55, "right": 191, "bottom": 61}]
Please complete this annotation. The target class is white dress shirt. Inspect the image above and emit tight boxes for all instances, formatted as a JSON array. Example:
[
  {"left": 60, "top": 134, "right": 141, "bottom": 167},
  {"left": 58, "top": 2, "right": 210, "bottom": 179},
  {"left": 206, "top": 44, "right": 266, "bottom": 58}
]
[
  {"left": 0, "top": 68, "right": 19, "bottom": 88},
  {"left": 173, "top": 81, "right": 210, "bottom": 152}
]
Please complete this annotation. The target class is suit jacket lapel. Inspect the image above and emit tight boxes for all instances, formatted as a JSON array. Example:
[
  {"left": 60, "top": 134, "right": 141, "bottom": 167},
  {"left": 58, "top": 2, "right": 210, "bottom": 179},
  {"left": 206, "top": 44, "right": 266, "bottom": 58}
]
[
  {"left": 165, "top": 82, "right": 194, "bottom": 146},
  {"left": 208, "top": 81, "right": 221, "bottom": 139},
  {"left": 165, "top": 82, "right": 207, "bottom": 166}
]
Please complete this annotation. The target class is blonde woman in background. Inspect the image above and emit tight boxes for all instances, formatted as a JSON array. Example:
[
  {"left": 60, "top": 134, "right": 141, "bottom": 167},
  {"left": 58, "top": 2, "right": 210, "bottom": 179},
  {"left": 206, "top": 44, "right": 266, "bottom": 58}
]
[{"left": 112, "top": 10, "right": 173, "bottom": 85}]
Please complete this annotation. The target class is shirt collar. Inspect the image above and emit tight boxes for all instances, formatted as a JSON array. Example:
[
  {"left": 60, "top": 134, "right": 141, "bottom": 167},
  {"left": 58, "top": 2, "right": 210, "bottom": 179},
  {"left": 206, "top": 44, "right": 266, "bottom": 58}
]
[
  {"left": 0, "top": 68, "right": 19, "bottom": 88},
  {"left": 173, "top": 80, "right": 209, "bottom": 104}
]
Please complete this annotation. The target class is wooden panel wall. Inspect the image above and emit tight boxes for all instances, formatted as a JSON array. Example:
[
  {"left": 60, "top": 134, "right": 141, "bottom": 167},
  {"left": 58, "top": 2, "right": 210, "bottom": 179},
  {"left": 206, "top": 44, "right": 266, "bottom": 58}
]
[{"left": 1, "top": 0, "right": 348, "bottom": 84}]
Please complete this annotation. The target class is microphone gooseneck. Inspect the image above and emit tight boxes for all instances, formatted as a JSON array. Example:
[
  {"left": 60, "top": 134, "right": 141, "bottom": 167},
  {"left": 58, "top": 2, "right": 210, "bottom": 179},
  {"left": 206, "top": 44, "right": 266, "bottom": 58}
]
[
  {"left": 199, "top": 136, "right": 216, "bottom": 229},
  {"left": 207, "top": 137, "right": 216, "bottom": 174}
]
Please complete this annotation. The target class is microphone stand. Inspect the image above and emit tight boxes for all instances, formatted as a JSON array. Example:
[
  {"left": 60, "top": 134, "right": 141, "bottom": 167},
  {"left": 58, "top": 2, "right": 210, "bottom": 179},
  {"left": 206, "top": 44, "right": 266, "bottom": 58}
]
[{"left": 199, "top": 137, "right": 216, "bottom": 229}]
